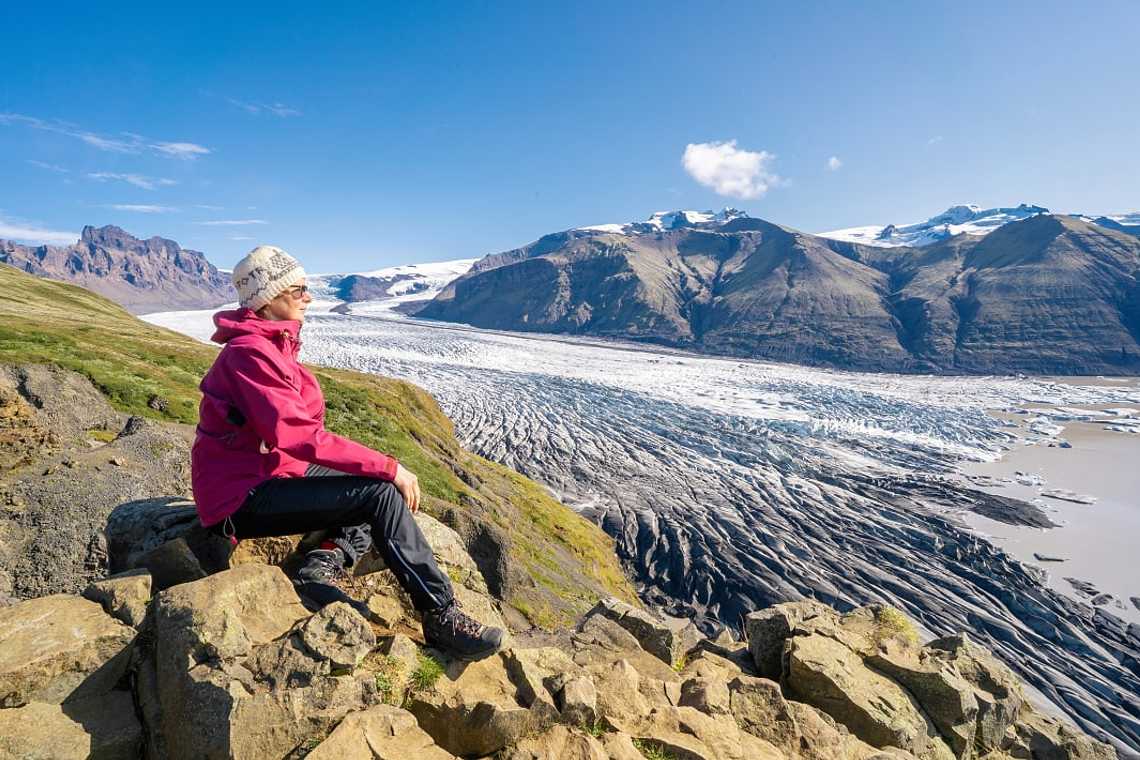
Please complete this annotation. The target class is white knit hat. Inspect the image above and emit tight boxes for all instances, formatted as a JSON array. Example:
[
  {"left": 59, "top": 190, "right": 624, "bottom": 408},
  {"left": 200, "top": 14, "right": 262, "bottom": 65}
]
[{"left": 231, "top": 245, "right": 307, "bottom": 311}]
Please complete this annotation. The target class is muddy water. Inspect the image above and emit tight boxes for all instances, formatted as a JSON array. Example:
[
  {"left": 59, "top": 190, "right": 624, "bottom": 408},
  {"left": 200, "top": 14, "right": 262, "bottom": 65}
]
[{"left": 963, "top": 411, "right": 1140, "bottom": 625}]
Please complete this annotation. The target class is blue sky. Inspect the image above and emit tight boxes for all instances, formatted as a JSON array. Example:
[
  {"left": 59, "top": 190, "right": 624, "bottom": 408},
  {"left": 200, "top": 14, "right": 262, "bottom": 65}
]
[{"left": 2, "top": 1, "right": 1137, "bottom": 271}]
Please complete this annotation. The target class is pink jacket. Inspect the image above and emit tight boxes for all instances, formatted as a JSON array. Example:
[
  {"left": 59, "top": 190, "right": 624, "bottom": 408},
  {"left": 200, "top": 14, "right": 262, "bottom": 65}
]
[{"left": 191, "top": 308, "right": 399, "bottom": 527}]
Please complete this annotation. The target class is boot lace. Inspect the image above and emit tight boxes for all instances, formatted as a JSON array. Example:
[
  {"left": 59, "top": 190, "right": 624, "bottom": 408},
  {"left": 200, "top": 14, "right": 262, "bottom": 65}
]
[{"left": 438, "top": 603, "right": 484, "bottom": 637}]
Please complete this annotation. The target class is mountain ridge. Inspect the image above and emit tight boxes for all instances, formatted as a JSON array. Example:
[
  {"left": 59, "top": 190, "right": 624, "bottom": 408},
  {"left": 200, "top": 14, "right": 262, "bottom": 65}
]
[
  {"left": 416, "top": 212, "right": 1140, "bottom": 375},
  {"left": 0, "top": 224, "right": 232, "bottom": 313}
]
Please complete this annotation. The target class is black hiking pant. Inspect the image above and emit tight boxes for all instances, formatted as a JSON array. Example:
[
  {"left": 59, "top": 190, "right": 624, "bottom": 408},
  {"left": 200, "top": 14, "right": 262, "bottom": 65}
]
[{"left": 217, "top": 464, "right": 453, "bottom": 612}]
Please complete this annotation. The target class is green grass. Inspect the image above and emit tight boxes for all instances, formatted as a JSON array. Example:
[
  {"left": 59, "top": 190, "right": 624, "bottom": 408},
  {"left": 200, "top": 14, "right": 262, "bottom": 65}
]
[
  {"left": 0, "top": 263, "right": 638, "bottom": 626},
  {"left": 633, "top": 738, "right": 675, "bottom": 759},
  {"left": 873, "top": 605, "right": 920, "bottom": 647},
  {"left": 410, "top": 652, "right": 445, "bottom": 691}
]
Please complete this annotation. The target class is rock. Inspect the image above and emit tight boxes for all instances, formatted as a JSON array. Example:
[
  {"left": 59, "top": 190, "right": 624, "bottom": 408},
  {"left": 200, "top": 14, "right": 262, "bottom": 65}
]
[
  {"left": 504, "top": 646, "right": 580, "bottom": 724},
  {"left": 600, "top": 732, "right": 650, "bottom": 760},
  {"left": 378, "top": 633, "right": 420, "bottom": 672},
  {"left": 0, "top": 690, "right": 142, "bottom": 760},
  {"left": 785, "top": 633, "right": 954, "bottom": 760},
  {"left": 744, "top": 600, "right": 836, "bottom": 678},
  {"left": 572, "top": 612, "right": 682, "bottom": 689},
  {"left": 727, "top": 674, "right": 801, "bottom": 754},
  {"left": 679, "top": 675, "right": 731, "bottom": 715},
  {"left": 559, "top": 675, "right": 598, "bottom": 728},
  {"left": 0, "top": 594, "right": 134, "bottom": 707},
  {"left": 246, "top": 633, "right": 328, "bottom": 691},
  {"left": 405, "top": 652, "right": 539, "bottom": 757},
  {"left": 592, "top": 657, "right": 652, "bottom": 723},
  {"left": 82, "top": 569, "right": 152, "bottom": 627},
  {"left": 299, "top": 602, "right": 376, "bottom": 671},
  {"left": 366, "top": 592, "right": 406, "bottom": 629},
  {"left": 926, "top": 633, "right": 1026, "bottom": 753},
  {"left": 134, "top": 537, "right": 206, "bottom": 591},
  {"left": 305, "top": 704, "right": 457, "bottom": 759},
  {"left": 867, "top": 638, "right": 979, "bottom": 758},
  {"left": 147, "top": 564, "right": 376, "bottom": 760},
  {"left": 1009, "top": 710, "right": 1117, "bottom": 760},
  {"left": 504, "top": 724, "right": 609, "bottom": 759},
  {"left": 608, "top": 704, "right": 785, "bottom": 759},
  {"left": 681, "top": 648, "right": 747, "bottom": 681},
  {"left": 586, "top": 596, "right": 701, "bottom": 666}
]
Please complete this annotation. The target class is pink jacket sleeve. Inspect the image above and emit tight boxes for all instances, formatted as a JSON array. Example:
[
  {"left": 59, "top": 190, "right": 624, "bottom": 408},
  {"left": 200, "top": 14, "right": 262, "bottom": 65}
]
[{"left": 225, "top": 343, "right": 399, "bottom": 481}]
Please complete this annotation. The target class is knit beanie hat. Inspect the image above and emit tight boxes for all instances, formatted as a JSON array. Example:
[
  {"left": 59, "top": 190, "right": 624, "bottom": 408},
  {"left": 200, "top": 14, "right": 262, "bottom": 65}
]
[{"left": 231, "top": 245, "right": 307, "bottom": 311}]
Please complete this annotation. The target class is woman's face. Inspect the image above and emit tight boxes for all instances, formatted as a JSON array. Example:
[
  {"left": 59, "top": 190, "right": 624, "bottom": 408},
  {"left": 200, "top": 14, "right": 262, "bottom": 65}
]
[{"left": 258, "top": 279, "right": 312, "bottom": 323}]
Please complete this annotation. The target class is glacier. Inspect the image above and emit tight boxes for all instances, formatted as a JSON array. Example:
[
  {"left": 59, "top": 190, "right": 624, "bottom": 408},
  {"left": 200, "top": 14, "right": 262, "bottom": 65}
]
[{"left": 144, "top": 304, "right": 1140, "bottom": 752}]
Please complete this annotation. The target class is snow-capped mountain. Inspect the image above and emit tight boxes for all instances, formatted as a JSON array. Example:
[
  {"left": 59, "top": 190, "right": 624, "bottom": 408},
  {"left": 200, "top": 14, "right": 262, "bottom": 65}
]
[
  {"left": 820, "top": 204, "right": 1051, "bottom": 247},
  {"left": 577, "top": 207, "right": 748, "bottom": 235},
  {"left": 308, "top": 258, "right": 477, "bottom": 309},
  {"left": 1077, "top": 213, "right": 1140, "bottom": 237}
]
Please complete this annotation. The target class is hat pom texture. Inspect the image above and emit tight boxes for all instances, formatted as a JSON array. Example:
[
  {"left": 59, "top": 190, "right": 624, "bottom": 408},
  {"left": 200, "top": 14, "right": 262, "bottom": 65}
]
[{"left": 232, "top": 246, "right": 306, "bottom": 311}]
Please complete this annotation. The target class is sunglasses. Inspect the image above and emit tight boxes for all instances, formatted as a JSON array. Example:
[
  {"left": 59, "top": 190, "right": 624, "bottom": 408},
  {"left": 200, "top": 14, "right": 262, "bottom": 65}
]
[{"left": 282, "top": 284, "right": 310, "bottom": 300}]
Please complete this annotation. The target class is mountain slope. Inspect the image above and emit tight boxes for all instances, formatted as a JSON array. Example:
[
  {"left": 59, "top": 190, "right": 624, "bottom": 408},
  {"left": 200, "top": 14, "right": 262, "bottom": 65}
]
[
  {"left": 0, "top": 225, "right": 232, "bottom": 313},
  {"left": 0, "top": 262, "right": 636, "bottom": 625},
  {"left": 418, "top": 211, "right": 1140, "bottom": 374}
]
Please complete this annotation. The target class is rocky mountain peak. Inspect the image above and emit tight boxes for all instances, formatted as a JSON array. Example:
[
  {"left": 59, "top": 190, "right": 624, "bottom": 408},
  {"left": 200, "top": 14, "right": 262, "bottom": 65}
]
[{"left": 3, "top": 224, "right": 231, "bottom": 313}]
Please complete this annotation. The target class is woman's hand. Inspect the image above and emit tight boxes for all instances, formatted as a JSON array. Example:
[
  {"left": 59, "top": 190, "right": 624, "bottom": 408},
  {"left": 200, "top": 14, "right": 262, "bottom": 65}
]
[{"left": 393, "top": 463, "right": 421, "bottom": 513}]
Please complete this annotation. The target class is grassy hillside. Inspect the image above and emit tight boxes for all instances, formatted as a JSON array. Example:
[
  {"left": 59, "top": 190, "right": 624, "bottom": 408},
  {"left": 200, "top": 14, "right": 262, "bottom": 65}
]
[{"left": 0, "top": 262, "right": 636, "bottom": 625}]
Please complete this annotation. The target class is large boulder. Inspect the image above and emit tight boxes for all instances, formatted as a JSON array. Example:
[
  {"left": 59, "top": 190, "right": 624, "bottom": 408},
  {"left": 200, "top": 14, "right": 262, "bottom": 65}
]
[
  {"left": 306, "top": 704, "right": 457, "bottom": 759},
  {"left": 868, "top": 639, "right": 979, "bottom": 758},
  {"left": 926, "top": 633, "right": 1026, "bottom": 753},
  {"left": 146, "top": 564, "right": 378, "bottom": 760},
  {"left": 785, "top": 633, "right": 955, "bottom": 760},
  {"left": 744, "top": 600, "right": 837, "bottom": 679},
  {"left": 586, "top": 596, "right": 701, "bottom": 666},
  {"left": 0, "top": 690, "right": 142, "bottom": 760},
  {"left": 0, "top": 594, "right": 134, "bottom": 707},
  {"left": 406, "top": 652, "right": 539, "bottom": 757}
]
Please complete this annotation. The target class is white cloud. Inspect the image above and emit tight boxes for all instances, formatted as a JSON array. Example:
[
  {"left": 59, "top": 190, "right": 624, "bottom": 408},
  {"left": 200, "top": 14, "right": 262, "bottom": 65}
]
[
  {"left": 227, "top": 98, "right": 302, "bottom": 118},
  {"left": 197, "top": 219, "right": 268, "bottom": 226},
  {"left": 0, "top": 217, "right": 78, "bottom": 245},
  {"left": 88, "top": 172, "right": 178, "bottom": 191},
  {"left": 152, "top": 141, "right": 211, "bottom": 159},
  {"left": 1, "top": 112, "right": 210, "bottom": 159},
  {"left": 682, "top": 140, "right": 781, "bottom": 200},
  {"left": 827, "top": 156, "right": 842, "bottom": 171},
  {"left": 27, "top": 160, "right": 69, "bottom": 173},
  {"left": 106, "top": 204, "right": 178, "bottom": 213}
]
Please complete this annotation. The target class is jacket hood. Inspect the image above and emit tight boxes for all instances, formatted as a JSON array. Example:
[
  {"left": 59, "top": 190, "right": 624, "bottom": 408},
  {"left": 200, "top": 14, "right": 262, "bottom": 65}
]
[{"left": 210, "top": 308, "right": 302, "bottom": 345}]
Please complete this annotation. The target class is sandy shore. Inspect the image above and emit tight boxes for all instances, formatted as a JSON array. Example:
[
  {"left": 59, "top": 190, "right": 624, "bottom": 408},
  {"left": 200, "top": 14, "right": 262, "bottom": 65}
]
[{"left": 961, "top": 398, "right": 1140, "bottom": 625}]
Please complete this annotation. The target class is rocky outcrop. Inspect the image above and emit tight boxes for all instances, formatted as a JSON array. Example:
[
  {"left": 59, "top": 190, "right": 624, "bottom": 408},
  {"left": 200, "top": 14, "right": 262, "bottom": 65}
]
[
  {"left": 0, "top": 225, "right": 232, "bottom": 313},
  {"left": 0, "top": 594, "right": 135, "bottom": 707},
  {"left": 744, "top": 601, "right": 1117, "bottom": 760},
  {"left": 0, "top": 364, "right": 194, "bottom": 602},
  {"left": 0, "top": 496, "right": 1117, "bottom": 760},
  {"left": 418, "top": 213, "right": 1140, "bottom": 375}
]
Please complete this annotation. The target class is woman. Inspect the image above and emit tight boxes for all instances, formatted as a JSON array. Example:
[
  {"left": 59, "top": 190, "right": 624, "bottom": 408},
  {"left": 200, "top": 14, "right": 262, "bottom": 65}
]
[{"left": 191, "top": 245, "right": 503, "bottom": 660}]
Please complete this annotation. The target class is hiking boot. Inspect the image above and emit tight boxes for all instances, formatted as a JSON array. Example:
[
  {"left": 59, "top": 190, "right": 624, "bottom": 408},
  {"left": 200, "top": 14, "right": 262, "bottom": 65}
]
[
  {"left": 422, "top": 600, "right": 505, "bottom": 661},
  {"left": 293, "top": 548, "right": 371, "bottom": 619}
]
